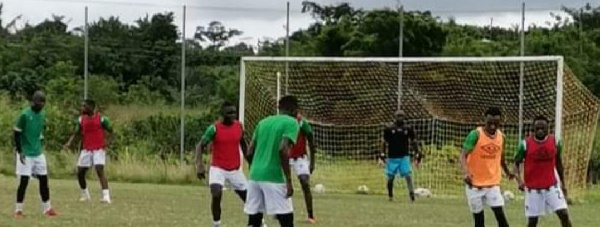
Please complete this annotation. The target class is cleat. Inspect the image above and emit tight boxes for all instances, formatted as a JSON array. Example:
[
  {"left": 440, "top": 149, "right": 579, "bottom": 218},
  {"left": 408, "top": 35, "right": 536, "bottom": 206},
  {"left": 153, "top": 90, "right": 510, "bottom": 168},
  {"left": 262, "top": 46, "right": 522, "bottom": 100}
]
[
  {"left": 14, "top": 211, "right": 24, "bottom": 218},
  {"left": 100, "top": 197, "right": 112, "bottom": 204},
  {"left": 44, "top": 209, "right": 58, "bottom": 217}
]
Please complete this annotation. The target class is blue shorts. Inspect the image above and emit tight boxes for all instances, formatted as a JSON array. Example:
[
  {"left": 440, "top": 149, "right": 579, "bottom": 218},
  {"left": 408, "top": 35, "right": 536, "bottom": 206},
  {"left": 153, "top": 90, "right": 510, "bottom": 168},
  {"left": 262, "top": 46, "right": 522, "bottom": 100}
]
[{"left": 386, "top": 157, "right": 411, "bottom": 179}]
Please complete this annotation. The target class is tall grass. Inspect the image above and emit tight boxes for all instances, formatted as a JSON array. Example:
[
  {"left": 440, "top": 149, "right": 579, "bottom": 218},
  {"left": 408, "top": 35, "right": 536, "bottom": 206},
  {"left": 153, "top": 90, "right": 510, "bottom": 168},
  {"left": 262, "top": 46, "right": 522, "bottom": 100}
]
[{"left": 0, "top": 147, "right": 205, "bottom": 186}]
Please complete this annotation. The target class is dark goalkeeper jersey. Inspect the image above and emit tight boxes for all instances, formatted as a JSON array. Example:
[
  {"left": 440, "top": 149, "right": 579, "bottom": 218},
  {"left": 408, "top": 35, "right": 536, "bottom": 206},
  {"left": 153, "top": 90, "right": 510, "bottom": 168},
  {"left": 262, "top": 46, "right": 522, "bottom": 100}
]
[{"left": 383, "top": 125, "right": 415, "bottom": 158}]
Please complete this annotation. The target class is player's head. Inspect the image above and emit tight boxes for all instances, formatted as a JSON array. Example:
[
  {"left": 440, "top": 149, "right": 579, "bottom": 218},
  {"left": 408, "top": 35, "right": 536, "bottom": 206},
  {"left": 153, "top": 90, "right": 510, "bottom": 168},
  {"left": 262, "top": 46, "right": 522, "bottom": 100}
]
[
  {"left": 221, "top": 101, "right": 237, "bottom": 123},
  {"left": 82, "top": 99, "right": 96, "bottom": 115},
  {"left": 31, "top": 91, "right": 46, "bottom": 112},
  {"left": 394, "top": 109, "right": 406, "bottom": 125},
  {"left": 484, "top": 107, "right": 502, "bottom": 134},
  {"left": 278, "top": 95, "right": 299, "bottom": 117},
  {"left": 533, "top": 115, "right": 549, "bottom": 139}
]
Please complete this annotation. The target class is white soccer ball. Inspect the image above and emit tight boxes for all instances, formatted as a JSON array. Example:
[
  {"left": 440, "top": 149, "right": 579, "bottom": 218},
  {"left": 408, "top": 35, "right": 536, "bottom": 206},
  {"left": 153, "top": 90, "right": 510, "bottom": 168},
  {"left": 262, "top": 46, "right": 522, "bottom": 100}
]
[
  {"left": 357, "top": 185, "right": 369, "bottom": 194},
  {"left": 414, "top": 188, "right": 432, "bottom": 197},
  {"left": 313, "top": 184, "right": 325, "bottom": 194},
  {"left": 503, "top": 190, "right": 515, "bottom": 201}
]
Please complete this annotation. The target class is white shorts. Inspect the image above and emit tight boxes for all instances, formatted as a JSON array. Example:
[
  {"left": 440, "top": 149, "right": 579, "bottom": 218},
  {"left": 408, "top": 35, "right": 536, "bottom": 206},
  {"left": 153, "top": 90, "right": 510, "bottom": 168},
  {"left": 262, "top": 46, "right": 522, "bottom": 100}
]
[
  {"left": 16, "top": 153, "right": 48, "bottom": 176},
  {"left": 465, "top": 186, "right": 505, "bottom": 213},
  {"left": 244, "top": 180, "right": 293, "bottom": 215},
  {"left": 209, "top": 166, "right": 247, "bottom": 191},
  {"left": 77, "top": 149, "right": 106, "bottom": 167},
  {"left": 525, "top": 186, "right": 568, "bottom": 217},
  {"left": 290, "top": 156, "right": 310, "bottom": 176}
]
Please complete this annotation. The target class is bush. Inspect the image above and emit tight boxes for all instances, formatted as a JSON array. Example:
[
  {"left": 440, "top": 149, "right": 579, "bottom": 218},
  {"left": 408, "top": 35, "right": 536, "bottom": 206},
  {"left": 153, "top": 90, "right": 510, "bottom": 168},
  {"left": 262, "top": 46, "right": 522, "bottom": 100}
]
[
  {"left": 118, "top": 112, "right": 217, "bottom": 158},
  {"left": 124, "top": 83, "right": 166, "bottom": 105}
]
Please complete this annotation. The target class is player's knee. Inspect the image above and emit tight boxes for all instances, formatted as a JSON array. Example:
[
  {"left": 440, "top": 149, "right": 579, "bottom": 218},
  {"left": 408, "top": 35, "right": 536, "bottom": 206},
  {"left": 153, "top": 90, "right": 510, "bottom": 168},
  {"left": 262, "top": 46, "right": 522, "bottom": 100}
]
[
  {"left": 94, "top": 165, "right": 105, "bottom": 173},
  {"left": 78, "top": 168, "right": 87, "bottom": 176},
  {"left": 18, "top": 176, "right": 30, "bottom": 186},
  {"left": 556, "top": 209, "right": 570, "bottom": 219},
  {"left": 528, "top": 217, "right": 539, "bottom": 224},
  {"left": 299, "top": 176, "right": 310, "bottom": 187},
  {"left": 210, "top": 184, "right": 223, "bottom": 198}
]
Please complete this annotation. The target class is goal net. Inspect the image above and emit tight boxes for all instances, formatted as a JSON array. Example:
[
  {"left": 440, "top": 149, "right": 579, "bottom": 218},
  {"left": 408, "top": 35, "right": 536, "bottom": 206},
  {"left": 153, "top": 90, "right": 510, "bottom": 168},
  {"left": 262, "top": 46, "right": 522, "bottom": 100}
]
[{"left": 240, "top": 57, "right": 599, "bottom": 196}]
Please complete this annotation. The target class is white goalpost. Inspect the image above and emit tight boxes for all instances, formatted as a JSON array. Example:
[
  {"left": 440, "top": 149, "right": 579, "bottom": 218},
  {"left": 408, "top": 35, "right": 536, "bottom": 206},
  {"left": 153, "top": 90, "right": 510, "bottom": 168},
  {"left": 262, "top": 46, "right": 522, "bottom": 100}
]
[{"left": 239, "top": 56, "right": 599, "bottom": 196}]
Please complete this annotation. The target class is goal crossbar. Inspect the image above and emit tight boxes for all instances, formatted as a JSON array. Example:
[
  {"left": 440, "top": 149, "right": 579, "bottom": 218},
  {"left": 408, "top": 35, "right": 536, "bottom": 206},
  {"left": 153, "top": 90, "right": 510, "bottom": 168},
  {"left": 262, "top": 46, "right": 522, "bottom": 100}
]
[{"left": 242, "top": 56, "right": 563, "bottom": 63}]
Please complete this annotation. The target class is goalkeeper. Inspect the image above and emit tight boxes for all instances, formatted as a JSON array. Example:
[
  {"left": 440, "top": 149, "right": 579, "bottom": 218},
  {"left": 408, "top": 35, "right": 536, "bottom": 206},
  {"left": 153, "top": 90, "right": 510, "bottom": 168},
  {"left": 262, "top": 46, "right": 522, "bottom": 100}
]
[{"left": 379, "top": 110, "right": 422, "bottom": 202}]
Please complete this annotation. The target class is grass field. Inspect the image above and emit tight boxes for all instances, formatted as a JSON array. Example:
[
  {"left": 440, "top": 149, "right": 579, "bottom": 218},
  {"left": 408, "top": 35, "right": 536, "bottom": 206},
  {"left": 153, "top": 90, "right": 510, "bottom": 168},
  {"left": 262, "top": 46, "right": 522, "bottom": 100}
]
[{"left": 1, "top": 176, "right": 600, "bottom": 226}]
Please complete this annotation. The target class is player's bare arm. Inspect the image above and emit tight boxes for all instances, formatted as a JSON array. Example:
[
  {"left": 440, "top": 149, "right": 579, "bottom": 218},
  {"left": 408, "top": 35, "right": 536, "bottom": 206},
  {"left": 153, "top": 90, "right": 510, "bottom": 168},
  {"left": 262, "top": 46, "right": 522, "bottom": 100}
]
[
  {"left": 13, "top": 129, "right": 25, "bottom": 165},
  {"left": 280, "top": 137, "right": 294, "bottom": 198},
  {"left": 306, "top": 131, "right": 316, "bottom": 173},
  {"left": 460, "top": 148, "right": 471, "bottom": 185},
  {"left": 196, "top": 140, "right": 210, "bottom": 179},
  {"left": 514, "top": 159, "right": 524, "bottom": 191},
  {"left": 501, "top": 156, "right": 514, "bottom": 179},
  {"left": 240, "top": 133, "right": 249, "bottom": 163},
  {"left": 63, "top": 123, "right": 80, "bottom": 150},
  {"left": 247, "top": 139, "right": 256, "bottom": 165},
  {"left": 556, "top": 149, "right": 568, "bottom": 199},
  {"left": 104, "top": 120, "right": 114, "bottom": 147},
  {"left": 410, "top": 129, "right": 423, "bottom": 164},
  {"left": 501, "top": 138, "right": 515, "bottom": 179}
]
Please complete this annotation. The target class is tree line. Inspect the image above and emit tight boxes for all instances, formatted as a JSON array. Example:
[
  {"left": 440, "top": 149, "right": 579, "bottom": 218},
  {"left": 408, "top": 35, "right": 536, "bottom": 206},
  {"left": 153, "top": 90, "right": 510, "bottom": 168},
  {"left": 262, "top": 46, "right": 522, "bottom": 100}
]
[{"left": 1, "top": 2, "right": 599, "bottom": 105}]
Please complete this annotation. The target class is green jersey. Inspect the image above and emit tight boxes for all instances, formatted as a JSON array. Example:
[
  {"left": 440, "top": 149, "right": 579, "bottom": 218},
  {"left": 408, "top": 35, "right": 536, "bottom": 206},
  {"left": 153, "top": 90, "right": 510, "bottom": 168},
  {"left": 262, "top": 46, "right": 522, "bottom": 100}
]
[
  {"left": 249, "top": 114, "right": 300, "bottom": 183},
  {"left": 201, "top": 124, "right": 217, "bottom": 144},
  {"left": 299, "top": 118, "right": 313, "bottom": 134},
  {"left": 14, "top": 107, "right": 46, "bottom": 157}
]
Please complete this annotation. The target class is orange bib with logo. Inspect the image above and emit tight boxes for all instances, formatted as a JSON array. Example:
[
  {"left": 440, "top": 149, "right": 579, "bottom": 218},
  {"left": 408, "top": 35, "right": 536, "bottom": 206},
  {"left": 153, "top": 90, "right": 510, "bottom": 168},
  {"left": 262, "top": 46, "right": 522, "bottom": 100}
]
[{"left": 467, "top": 127, "right": 504, "bottom": 187}]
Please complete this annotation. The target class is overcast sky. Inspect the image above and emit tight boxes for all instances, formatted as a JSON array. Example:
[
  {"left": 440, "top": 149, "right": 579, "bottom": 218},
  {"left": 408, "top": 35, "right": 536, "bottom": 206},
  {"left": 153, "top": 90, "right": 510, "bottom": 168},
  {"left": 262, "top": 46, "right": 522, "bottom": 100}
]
[{"left": 0, "top": 0, "right": 593, "bottom": 45}]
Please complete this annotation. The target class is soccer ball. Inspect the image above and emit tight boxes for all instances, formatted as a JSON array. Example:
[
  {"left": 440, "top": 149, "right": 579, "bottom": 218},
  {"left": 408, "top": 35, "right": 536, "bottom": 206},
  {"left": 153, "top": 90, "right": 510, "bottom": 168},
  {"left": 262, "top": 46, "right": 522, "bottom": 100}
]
[
  {"left": 503, "top": 190, "right": 515, "bottom": 201},
  {"left": 414, "top": 188, "right": 432, "bottom": 197},
  {"left": 357, "top": 185, "right": 369, "bottom": 194},
  {"left": 313, "top": 184, "right": 325, "bottom": 194}
]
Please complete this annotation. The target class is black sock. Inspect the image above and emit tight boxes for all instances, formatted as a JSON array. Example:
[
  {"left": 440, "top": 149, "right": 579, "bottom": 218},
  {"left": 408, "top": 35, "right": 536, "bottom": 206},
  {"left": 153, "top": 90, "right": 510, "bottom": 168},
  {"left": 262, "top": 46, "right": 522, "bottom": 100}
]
[
  {"left": 276, "top": 213, "right": 294, "bottom": 227},
  {"left": 38, "top": 175, "right": 50, "bottom": 202},
  {"left": 308, "top": 209, "right": 314, "bottom": 219},
  {"left": 16, "top": 176, "right": 30, "bottom": 203},
  {"left": 474, "top": 211, "right": 484, "bottom": 227},
  {"left": 247, "top": 213, "right": 263, "bottom": 227},
  {"left": 492, "top": 206, "right": 509, "bottom": 227}
]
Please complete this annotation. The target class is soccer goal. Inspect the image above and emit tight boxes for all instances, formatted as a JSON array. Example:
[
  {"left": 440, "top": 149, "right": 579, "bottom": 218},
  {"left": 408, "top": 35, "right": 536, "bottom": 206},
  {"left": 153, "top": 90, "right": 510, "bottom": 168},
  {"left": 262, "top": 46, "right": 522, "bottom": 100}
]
[{"left": 239, "top": 56, "right": 599, "bottom": 196}]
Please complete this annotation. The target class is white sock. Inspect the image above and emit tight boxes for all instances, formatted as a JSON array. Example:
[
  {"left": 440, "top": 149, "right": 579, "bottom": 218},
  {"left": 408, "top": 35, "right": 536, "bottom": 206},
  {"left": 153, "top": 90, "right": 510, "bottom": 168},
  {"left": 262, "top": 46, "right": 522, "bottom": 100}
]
[
  {"left": 82, "top": 188, "right": 90, "bottom": 198},
  {"left": 102, "top": 189, "right": 110, "bottom": 199},
  {"left": 15, "top": 203, "right": 23, "bottom": 212},
  {"left": 42, "top": 201, "right": 51, "bottom": 212}
]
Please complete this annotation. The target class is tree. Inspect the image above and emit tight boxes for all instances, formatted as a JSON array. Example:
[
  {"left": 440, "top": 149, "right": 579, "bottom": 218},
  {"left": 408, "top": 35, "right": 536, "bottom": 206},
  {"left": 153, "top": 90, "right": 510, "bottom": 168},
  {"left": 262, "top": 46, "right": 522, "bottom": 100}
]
[
  {"left": 345, "top": 9, "right": 446, "bottom": 56},
  {"left": 223, "top": 42, "right": 254, "bottom": 55},
  {"left": 0, "top": 3, "right": 22, "bottom": 37},
  {"left": 194, "top": 21, "right": 243, "bottom": 51},
  {"left": 302, "top": 1, "right": 363, "bottom": 25}
]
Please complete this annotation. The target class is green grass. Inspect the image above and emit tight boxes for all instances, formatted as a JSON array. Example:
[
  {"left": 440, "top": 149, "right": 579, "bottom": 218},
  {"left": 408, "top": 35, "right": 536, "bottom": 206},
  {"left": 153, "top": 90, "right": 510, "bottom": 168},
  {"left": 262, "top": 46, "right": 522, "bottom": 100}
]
[{"left": 1, "top": 175, "right": 600, "bottom": 226}]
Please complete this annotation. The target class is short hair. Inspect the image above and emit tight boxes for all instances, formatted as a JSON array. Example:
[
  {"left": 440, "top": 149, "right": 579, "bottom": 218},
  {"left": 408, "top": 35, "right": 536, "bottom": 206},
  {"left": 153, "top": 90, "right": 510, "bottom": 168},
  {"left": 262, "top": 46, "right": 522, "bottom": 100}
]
[
  {"left": 221, "top": 100, "right": 235, "bottom": 110},
  {"left": 278, "top": 95, "right": 298, "bottom": 112},
  {"left": 484, "top": 107, "right": 502, "bottom": 117},
  {"left": 32, "top": 90, "right": 45, "bottom": 101},
  {"left": 533, "top": 115, "right": 549, "bottom": 124},
  {"left": 84, "top": 99, "right": 96, "bottom": 109}
]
